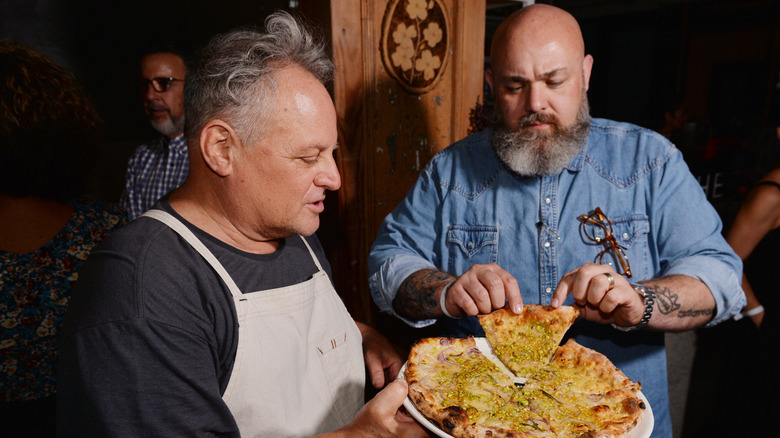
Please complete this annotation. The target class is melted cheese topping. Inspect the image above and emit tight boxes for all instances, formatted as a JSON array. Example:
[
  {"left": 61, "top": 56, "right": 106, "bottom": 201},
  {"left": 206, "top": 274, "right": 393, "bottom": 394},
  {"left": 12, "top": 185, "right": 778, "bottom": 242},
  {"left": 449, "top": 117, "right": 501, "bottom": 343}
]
[
  {"left": 491, "top": 321, "right": 556, "bottom": 375},
  {"left": 410, "top": 338, "right": 642, "bottom": 437}
]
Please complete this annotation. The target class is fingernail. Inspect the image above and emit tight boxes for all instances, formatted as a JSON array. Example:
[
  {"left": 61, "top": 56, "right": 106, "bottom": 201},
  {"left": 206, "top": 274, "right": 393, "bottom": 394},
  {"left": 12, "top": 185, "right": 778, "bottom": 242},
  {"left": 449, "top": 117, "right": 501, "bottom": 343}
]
[
  {"left": 513, "top": 303, "right": 523, "bottom": 314},
  {"left": 551, "top": 298, "right": 559, "bottom": 307}
]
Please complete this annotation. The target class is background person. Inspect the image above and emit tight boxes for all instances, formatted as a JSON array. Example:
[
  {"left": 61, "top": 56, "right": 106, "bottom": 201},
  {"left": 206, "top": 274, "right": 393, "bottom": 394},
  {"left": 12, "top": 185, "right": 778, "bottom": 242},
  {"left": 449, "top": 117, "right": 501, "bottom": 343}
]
[
  {"left": 0, "top": 39, "right": 127, "bottom": 436},
  {"left": 120, "top": 41, "right": 190, "bottom": 219},
  {"left": 684, "top": 165, "right": 780, "bottom": 437},
  {"left": 368, "top": 5, "right": 745, "bottom": 437},
  {"left": 57, "top": 13, "right": 427, "bottom": 438},
  {"left": 723, "top": 166, "right": 780, "bottom": 435},
  {"left": 727, "top": 167, "right": 780, "bottom": 330}
]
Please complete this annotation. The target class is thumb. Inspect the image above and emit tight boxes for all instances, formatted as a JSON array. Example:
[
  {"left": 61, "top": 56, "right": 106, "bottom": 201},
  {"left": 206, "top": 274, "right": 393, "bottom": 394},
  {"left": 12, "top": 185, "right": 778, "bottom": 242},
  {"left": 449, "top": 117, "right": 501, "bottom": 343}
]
[{"left": 373, "top": 379, "right": 409, "bottom": 414}]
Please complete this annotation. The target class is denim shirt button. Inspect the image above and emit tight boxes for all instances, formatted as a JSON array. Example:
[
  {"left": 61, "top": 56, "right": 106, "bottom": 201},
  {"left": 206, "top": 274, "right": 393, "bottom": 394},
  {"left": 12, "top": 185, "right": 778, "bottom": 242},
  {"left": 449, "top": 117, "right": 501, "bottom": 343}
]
[
  {"left": 543, "top": 241, "right": 551, "bottom": 248},
  {"left": 622, "top": 232, "right": 630, "bottom": 239},
  {"left": 545, "top": 287, "right": 552, "bottom": 293},
  {"left": 466, "top": 241, "right": 473, "bottom": 249},
  {"left": 545, "top": 197, "right": 552, "bottom": 204}
]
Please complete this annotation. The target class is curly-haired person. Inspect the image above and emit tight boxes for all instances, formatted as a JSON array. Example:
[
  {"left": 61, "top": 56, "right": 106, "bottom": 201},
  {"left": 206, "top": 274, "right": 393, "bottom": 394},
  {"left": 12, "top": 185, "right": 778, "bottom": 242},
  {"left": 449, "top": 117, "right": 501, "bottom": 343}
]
[{"left": 0, "top": 39, "right": 128, "bottom": 436}]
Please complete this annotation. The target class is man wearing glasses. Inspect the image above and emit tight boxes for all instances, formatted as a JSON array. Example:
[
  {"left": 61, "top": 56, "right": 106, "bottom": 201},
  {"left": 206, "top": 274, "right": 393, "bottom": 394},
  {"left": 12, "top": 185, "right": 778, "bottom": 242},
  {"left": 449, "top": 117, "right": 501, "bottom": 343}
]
[
  {"left": 120, "top": 43, "right": 189, "bottom": 219},
  {"left": 368, "top": 4, "right": 745, "bottom": 437}
]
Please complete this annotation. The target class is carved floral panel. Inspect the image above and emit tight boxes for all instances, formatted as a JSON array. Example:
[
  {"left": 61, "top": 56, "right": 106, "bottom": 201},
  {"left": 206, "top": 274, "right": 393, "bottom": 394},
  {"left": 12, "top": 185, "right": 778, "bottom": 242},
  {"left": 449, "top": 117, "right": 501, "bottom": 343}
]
[{"left": 381, "top": 0, "right": 450, "bottom": 94}]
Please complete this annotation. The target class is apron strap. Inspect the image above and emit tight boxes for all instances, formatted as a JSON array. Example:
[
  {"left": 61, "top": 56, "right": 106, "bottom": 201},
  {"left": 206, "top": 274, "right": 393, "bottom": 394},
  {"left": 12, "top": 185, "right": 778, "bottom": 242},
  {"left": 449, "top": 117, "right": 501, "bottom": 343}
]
[
  {"left": 141, "top": 209, "right": 243, "bottom": 298},
  {"left": 298, "top": 235, "right": 324, "bottom": 272}
]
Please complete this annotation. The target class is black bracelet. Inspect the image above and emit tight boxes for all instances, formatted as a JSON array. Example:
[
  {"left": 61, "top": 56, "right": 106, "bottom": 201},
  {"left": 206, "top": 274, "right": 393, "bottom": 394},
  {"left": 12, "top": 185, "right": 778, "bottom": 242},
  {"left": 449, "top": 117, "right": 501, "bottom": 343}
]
[{"left": 612, "top": 284, "right": 655, "bottom": 332}]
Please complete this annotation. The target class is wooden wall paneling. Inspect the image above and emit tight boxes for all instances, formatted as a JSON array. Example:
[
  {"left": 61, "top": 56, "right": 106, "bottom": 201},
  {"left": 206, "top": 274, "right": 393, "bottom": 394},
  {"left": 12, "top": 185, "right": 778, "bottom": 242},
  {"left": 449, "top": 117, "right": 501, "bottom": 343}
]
[
  {"left": 327, "top": 0, "right": 486, "bottom": 341},
  {"left": 327, "top": 0, "right": 379, "bottom": 327}
]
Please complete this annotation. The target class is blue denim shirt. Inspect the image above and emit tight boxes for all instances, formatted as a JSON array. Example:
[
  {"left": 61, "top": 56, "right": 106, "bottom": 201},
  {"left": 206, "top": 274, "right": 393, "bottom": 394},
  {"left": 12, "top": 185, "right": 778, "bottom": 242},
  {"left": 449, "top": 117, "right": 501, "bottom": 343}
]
[{"left": 368, "top": 118, "right": 745, "bottom": 438}]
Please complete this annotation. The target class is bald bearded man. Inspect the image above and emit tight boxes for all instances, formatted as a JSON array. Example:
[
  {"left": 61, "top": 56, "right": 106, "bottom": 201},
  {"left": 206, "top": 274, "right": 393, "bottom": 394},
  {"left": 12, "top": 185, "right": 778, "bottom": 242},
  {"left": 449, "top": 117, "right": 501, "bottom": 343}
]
[{"left": 368, "top": 4, "right": 745, "bottom": 437}]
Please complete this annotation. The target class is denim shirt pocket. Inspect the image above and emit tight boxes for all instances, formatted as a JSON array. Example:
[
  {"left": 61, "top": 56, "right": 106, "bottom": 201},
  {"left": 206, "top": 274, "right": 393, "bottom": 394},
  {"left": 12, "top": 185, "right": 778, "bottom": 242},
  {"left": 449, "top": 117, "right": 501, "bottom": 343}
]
[
  {"left": 610, "top": 215, "right": 649, "bottom": 247},
  {"left": 447, "top": 225, "right": 498, "bottom": 272}
]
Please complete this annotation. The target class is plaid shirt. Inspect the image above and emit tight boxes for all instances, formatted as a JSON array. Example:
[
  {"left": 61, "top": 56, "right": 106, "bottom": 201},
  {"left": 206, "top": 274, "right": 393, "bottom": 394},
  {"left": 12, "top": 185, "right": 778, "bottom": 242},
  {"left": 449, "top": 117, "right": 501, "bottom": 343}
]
[{"left": 120, "top": 134, "right": 189, "bottom": 219}]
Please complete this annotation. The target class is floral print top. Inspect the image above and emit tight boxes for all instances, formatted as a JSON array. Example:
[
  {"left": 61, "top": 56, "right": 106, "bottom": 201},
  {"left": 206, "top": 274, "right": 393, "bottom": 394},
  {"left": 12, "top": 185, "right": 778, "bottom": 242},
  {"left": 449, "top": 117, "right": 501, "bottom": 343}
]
[{"left": 1, "top": 200, "right": 127, "bottom": 401}]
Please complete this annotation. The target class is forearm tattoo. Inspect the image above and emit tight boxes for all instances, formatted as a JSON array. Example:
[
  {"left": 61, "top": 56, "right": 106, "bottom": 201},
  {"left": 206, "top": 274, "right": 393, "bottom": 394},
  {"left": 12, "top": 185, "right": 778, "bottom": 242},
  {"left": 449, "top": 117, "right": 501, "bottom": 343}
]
[
  {"left": 393, "top": 270, "right": 454, "bottom": 319},
  {"left": 652, "top": 284, "right": 715, "bottom": 319}
]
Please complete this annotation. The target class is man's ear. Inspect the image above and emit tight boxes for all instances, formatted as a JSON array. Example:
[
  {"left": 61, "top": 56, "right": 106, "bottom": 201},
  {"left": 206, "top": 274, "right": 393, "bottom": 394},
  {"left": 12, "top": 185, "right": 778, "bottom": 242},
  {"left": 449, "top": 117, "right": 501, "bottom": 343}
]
[
  {"left": 485, "top": 68, "right": 495, "bottom": 95},
  {"left": 582, "top": 54, "right": 594, "bottom": 92},
  {"left": 199, "top": 120, "right": 237, "bottom": 177}
]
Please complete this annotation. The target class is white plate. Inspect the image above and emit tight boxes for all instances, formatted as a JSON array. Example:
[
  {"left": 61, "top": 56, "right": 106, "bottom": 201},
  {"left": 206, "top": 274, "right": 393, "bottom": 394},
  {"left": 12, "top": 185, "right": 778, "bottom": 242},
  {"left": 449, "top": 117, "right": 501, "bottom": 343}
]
[{"left": 399, "top": 338, "right": 653, "bottom": 438}]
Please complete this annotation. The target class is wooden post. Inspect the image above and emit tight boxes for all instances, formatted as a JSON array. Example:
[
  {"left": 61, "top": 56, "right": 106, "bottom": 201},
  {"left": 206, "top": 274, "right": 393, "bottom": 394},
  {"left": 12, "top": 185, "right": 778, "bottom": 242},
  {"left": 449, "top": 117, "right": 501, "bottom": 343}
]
[{"left": 308, "top": 0, "right": 486, "bottom": 343}]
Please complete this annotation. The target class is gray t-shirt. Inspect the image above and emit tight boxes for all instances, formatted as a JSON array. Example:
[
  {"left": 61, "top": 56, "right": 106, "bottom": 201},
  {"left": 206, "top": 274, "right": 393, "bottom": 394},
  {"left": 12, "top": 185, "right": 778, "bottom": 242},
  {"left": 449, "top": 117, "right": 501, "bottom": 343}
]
[{"left": 57, "top": 200, "right": 332, "bottom": 437}]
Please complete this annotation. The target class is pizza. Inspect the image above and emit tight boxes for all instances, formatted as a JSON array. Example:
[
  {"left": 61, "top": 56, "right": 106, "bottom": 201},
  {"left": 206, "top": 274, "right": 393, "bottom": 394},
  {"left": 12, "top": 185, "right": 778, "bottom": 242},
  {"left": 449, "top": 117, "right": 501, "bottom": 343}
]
[
  {"left": 479, "top": 306, "right": 578, "bottom": 376},
  {"left": 404, "top": 305, "right": 646, "bottom": 438}
]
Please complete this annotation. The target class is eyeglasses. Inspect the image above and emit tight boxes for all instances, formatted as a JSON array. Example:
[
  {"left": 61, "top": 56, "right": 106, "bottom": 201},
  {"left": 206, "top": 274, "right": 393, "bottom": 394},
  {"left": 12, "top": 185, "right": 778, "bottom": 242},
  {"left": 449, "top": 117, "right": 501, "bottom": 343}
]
[
  {"left": 577, "top": 207, "right": 632, "bottom": 278},
  {"left": 139, "top": 77, "right": 183, "bottom": 93}
]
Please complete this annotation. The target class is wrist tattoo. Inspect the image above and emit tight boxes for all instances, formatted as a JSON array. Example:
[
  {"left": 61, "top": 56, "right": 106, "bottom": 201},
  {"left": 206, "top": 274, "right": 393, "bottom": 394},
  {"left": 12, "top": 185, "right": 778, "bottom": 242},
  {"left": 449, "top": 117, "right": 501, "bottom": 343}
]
[
  {"left": 678, "top": 308, "right": 715, "bottom": 318},
  {"left": 653, "top": 285, "right": 680, "bottom": 315},
  {"left": 393, "top": 270, "right": 453, "bottom": 319},
  {"left": 652, "top": 284, "right": 714, "bottom": 319}
]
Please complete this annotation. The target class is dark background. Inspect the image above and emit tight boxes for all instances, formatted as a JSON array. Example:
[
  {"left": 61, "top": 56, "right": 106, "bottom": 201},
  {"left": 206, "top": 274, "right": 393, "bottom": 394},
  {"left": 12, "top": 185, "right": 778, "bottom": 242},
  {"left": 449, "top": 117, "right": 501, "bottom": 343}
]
[
  {"left": 4, "top": 0, "right": 778, "bottom": 227},
  {"left": 1, "top": 0, "right": 297, "bottom": 199}
]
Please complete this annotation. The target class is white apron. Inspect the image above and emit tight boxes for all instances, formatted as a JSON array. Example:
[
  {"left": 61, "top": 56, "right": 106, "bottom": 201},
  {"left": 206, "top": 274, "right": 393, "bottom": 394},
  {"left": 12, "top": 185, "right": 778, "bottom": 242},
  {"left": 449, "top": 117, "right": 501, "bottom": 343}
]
[{"left": 142, "top": 210, "right": 365, "bottom": 437}]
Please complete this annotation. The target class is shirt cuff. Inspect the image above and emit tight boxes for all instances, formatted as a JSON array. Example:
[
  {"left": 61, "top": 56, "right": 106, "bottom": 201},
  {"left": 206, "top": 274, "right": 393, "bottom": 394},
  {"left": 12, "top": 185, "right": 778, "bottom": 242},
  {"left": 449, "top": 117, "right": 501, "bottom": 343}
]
[
  {"left": 369, "top": 254, "right": 438, "bottom": 328},
  {"left": 663, "top": 255, "right": 745, "bottom": 326}
]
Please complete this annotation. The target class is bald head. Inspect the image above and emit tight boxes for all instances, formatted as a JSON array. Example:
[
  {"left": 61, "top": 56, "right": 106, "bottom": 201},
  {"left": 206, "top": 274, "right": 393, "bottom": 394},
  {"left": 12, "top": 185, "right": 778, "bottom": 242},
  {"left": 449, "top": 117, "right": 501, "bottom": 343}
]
[{"left": 490, "top": 4, "right": 586, "bottom": 70}]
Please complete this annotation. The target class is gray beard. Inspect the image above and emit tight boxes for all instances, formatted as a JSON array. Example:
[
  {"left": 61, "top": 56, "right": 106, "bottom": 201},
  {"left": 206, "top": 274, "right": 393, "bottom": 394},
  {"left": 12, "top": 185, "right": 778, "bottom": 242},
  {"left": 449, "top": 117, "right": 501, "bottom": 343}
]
[
  {"left": 151, "top": 115, "right": 185, "bottom": 138},
  {"left": 491, "top": 95, "right": 592, "bottom": 176}
]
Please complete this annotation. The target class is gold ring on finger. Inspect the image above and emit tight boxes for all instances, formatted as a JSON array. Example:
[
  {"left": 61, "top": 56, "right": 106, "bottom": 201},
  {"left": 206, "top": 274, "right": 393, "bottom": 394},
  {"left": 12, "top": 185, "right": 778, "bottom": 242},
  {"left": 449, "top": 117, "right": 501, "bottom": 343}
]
[{"left": 603, "top": 272, "right": 615, "bottom": 290}]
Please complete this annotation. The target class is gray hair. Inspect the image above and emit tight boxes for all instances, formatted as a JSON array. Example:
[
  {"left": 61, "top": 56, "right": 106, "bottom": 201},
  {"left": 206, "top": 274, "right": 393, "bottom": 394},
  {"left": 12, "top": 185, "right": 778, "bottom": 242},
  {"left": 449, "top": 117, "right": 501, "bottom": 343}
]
[{"left": 184, "top": 11, "right": 333, "bottom": 146}]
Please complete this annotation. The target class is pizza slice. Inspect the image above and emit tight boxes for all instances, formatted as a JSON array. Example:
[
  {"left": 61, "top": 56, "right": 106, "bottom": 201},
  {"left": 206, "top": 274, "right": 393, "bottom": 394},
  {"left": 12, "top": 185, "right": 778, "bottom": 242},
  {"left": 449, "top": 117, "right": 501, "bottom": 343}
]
[
  {"left": 538, "top": 339, "right": 646, "bottom": 437},
  {"left": 478, "top": 305, "right": 579, "bottom": 376}
]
